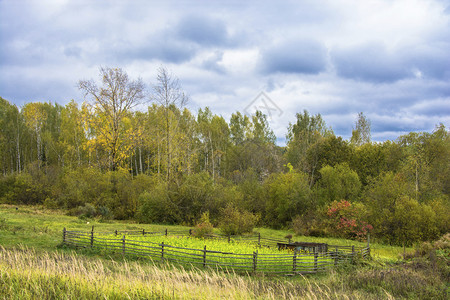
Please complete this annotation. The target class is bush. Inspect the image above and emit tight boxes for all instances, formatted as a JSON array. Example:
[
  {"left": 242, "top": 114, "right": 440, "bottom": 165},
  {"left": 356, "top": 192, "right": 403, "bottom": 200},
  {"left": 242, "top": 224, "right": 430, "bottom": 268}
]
[
  {"left": 264, "top": 171, "right": 312, "bottom": 228},
  {"left": 0, "top": 174, "right": 15, "bottom": 202},
  {"left": 315, "top": 163, "right": 361, "bottom": 206},
  {"left": 3, "top": 173, "right": 46, "bottom": 204},
  {"left": 192, "top": 211, "right": 214, "bottom": 238},
  {"left": 97, "top": 206, "right": 113, "bottom": 220},
  {"left": 68, "top": 203, "right": 97, "bottom": 219},
  {"left": 325, "top": 200, "right": 373, "bottom": 240},
  {"left": 291, "top": 213, "right": 327, "bottom": 237},
  {"left": 136, "top": 185, "right": 181, "bottom": 224},
  {"left": 43, "top": 197, "right": 61, "bottom": 209},
  {"left": 219, "top": 204, "right": 259, "bottom": 236},
  {"left": 415, "top": 233, "right": 450, "bottom": 258},
  {"left": 176, "top": 172, "right": 215, "bottom": 224}
]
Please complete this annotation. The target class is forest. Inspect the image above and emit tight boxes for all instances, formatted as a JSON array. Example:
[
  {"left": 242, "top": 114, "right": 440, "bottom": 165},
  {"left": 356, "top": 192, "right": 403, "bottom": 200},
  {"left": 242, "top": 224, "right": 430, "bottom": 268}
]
[{"left": 0, "top": 67, "right": 449, "bottom": 246}]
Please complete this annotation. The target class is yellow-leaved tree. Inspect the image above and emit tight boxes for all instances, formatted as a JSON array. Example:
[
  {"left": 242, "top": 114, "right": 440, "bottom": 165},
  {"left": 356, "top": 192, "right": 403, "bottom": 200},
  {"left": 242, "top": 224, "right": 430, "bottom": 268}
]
[{"left": 78, "top": 67, "right": 145, "bottom": 171}]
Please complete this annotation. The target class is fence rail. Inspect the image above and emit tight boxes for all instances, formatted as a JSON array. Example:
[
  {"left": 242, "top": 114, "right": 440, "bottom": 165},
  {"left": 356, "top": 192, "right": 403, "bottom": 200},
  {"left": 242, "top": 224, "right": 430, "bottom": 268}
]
[{"left": 62, "top": 228, "right": 370, "bottom": 275}]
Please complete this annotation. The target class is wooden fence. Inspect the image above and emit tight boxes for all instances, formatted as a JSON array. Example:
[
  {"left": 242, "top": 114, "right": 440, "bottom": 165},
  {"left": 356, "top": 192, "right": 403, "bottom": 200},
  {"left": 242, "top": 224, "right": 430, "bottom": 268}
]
[{"left": 62, "top": 228, "right": 370, "bottom": 275}]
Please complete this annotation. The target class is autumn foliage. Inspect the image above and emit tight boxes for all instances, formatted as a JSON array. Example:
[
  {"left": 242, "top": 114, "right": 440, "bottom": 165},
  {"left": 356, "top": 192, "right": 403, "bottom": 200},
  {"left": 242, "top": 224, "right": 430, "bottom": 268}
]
[{"left": 326, "top": 200, "right": 373, "bottom": 241}]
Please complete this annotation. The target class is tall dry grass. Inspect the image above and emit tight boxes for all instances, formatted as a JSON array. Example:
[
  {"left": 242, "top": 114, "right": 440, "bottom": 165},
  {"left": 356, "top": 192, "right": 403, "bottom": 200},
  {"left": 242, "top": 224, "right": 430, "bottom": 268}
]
[{"left": 0, "top": 245, "right": 387, "bottom": 299}]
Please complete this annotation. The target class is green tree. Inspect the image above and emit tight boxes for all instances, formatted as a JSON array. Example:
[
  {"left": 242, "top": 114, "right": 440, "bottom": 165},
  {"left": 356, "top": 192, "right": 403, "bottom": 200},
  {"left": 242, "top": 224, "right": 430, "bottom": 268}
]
[
  {"left": 0, "top": 97, "right": 25, "bottom": 174},
  {"left": 264, "top": 171, "right": 312, "bottom": 228},
  {"left": 397, "top": 126, "right": 450, "bottom": 204},
  {"left": 381, "top": 140, "right": 404, "bottom": 173},
  {"left": 351, "top": 142, "right": 386, "bottom": 186},
  {"left": 176, "top": 172, "right": 215, "bottom": 224},
  {"left": 398, "top": 131, "right": 429, "bottom": 202},
  {"left": 235, "top": 168, "right": 266, "bottom": 216},
  {"left": 251, "top": 111, "right": 276, "bottom": 144},
  {"left": 227, "top": 111, "right": 281, "bottom": 180},
  {"left": 390, "top": 196, "right": 438, "bottom": 246},
  {"left": 286, "top": 110, "right": 332, "bottom": 171},
  {"left": 419, "top": 125, "right": 450, "bottom": 200},
  {"left": 306, "top": 135, "right": 353, "bottom": 186},
  {"left": 350, "top": 112, "right": 371, "bottom": 146},
  {"left": 361, "top": 172, "right": 439, "bottom": 244},
  {"left": 60, "top": 100, "right": 86, "bottom": 168},
  {"left": 227, "top": 140, "right": 282, "bottom": 180},
  {"left": 229, "top": 111, "right": 251, "bottom": 145},
  {"left": 178, "top": 108, "right": 199, "bottom": 176},
  {"left": 40, "top": 102, "right": 63, "bottom": 167},
  {"left": 315, "top": 163, "right": 361, "bottom": 206},
  {"left": 197, "top": 107, "right": 230, "bottom": 181}
]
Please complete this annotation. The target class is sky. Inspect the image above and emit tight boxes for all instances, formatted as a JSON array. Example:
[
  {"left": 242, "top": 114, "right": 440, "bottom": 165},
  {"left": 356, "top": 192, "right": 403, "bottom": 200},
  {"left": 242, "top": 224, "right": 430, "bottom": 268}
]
[{"left": 1, "top": 0, "right": 449, "bottom": 145}]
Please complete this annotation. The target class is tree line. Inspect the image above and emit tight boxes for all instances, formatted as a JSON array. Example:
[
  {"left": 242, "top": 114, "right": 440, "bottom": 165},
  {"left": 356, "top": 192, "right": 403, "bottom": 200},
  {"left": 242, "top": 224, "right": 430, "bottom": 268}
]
[{"left": 0, "top": 67, "right": 448, "bottom": 246}]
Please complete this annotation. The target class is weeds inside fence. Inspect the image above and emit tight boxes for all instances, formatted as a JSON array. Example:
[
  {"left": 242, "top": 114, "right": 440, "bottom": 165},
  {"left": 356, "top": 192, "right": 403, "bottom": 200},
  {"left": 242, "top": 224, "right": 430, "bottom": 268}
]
[{"left": 63, "top": 228, "right": 369, "bottom": 275}]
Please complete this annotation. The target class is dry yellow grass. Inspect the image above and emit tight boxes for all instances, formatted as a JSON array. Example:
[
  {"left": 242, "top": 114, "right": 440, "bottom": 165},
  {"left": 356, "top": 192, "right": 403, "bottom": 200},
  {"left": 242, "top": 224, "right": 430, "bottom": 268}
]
[{"left": 0, "top": 245, "right": 388, "bottom": 299}]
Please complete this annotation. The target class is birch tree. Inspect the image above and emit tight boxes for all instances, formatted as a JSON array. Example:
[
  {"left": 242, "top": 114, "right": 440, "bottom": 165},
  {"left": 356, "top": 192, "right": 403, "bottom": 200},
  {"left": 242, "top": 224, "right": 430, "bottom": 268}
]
[
  {"left": 23, "top": 102, "right": 47, "bottom": 168},
  {"left": 351, "top": 112, "right": 371, "bottom": 146},
  {"left": 151, "top": 67, "right": 188, "bottom": 181}
]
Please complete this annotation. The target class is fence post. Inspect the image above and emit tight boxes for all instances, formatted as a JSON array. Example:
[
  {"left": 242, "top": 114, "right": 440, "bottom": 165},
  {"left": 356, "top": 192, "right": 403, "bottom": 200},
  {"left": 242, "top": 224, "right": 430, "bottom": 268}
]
[
  {"left": 253, "top": 251, "right": 258, "bottom": 272},
  {"left": 367, "top": 233, "right": 371, "bottom": 257},
  {"left": 115, "top": 230, "right": 118, "bottom": 236},
  {"left": 189, "top": 229, "right": 192, "bottom": 236},
  {"left": 334, "top": 247, "right": 338, "bottom": 266},
  {"left": 203, "top": 246, "right": 207, "bottom": 268},
  {"left": 165, "top": 229, "right": 168, "bottom": 236},
  {"left": 161, "top": 242, "right": 165, "bottom": 263},
  {"left": 90, "top": 226, "right": 94, "bottom": 248},
  {"left": 293, "top": 249, "right": 297, "bottom": 273},
  {"left": 63, "top": 227, "right": 66, "bottom": 244},
  {"left": 351, "top": 245, "right": 355, "bottom": 263},
  {"left": 258, "top": 232, "right": 261, "bottom": 247},
  {"left": 314, "top": 250, "right": 318, "bottom": 272},
  {"left": 122, "top": 235, "right": 126, "bottom": 256},
  {"left": 143, "top": 229, "right": 145, "bottom": 235}
]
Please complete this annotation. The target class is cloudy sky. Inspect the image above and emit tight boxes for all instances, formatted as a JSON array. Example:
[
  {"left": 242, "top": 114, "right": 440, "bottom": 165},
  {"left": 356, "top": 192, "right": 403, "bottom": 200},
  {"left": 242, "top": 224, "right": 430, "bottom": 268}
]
[{"left": 1, "top": 0, "right": 449, "bottom": 145}]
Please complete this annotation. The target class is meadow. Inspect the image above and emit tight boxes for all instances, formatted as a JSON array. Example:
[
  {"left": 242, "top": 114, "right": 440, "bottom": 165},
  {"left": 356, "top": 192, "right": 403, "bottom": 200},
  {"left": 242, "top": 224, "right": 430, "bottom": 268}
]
[
  {"left": 0, "top": 204, "right": 448, "bottom": 299},
  {"left": 0, "top": 204, "right": 407, "bottom": 260}
]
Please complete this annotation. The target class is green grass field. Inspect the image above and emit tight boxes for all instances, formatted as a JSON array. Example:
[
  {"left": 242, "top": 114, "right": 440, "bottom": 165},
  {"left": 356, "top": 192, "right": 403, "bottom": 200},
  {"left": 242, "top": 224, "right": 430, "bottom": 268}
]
[
  {"left": 1, "top": 204, "right": 448, "bottom": 299},
  {"left": 0, "top": 204, "right": 409, "bottom": 260}
]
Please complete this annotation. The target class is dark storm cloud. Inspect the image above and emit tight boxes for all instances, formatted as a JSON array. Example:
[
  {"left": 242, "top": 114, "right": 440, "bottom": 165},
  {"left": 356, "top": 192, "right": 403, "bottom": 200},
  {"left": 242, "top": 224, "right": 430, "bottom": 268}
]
[{"left": 260, "top": 39, "right": 328, "bottom": 74}]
